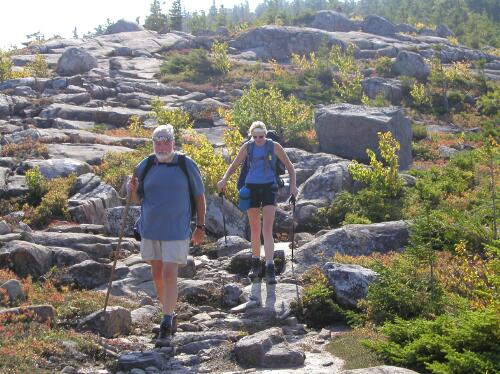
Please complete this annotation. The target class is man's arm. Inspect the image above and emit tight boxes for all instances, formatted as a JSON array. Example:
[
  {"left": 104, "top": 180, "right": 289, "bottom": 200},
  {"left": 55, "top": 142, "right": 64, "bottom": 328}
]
[{"left": 195, "top": 193, "right": 206, "bottom": 226}]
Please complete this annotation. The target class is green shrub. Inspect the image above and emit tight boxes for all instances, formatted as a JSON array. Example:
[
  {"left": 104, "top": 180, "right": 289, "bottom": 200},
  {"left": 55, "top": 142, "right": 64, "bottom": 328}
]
[
  {"left": 228, "top": 82, "right": 314, "bottom": 147},
  {"left": 211, "top": 40, "right": 231, "bottom": 75},
  {"left": 330, "top": 44, "right": 365, "bottom": 103},
  {"left": 477, "top": 84, "right": 500, "bottom": 115},
  {"left": 98, "top": 145, "right": 152, "bottom": 192},
  {"left": 24, "top": 54, "right": 50, "bottom": 78},
  {"left": 412, "top": 124, "right": 428, "bottom": 142},
  {"left": 90, "top": 123, "right": 107, "bottom": 134},
  {"left": 349, "top": 131, "right": 404, "bottom": 198},
  {"left": 366, "top": 306, "right": 500, "bottom": 374},
  {"left": 24, "top": 174, "right": 77, "bottom": 229},
  {"left": 0, "top": 51, "right": 13, "bottom": 81},
  {"left": 373, "top": 56, "right": 394, "bottom": 77},
  {"left": 150, "top": 98, "right": 192, "bottom": 141},
  {"left": 160, "top": 49, "right": 219, "bottom": 83},
  {"left": 25, "top": 166, "right": 46, "bottom": 206},
  {"left": 291, "top": 274, "right": 346, "bottom": 328},
  {"left": 364, "top": 257, "right": 445, "bottom": 324},
  {"left": 342, "top": 212, "right": 372, "bottom": 225},
  {"left": 412, "top": 142, "right": 440, "bottom": 161}
]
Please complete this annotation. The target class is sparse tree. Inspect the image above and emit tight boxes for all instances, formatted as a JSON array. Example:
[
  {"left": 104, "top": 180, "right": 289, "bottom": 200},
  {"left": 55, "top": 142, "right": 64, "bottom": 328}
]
[
  {"left": 144, "top": 0, "right": 168, "bottom": 32},
  {"left": 169, "top": 0, "right": 183, "bottom": 31}
]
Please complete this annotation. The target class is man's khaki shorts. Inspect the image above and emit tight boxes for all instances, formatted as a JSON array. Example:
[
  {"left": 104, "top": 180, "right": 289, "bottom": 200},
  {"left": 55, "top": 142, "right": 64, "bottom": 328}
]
[{"left": 140, "top": 239, "right": 189, "bottom": 265}]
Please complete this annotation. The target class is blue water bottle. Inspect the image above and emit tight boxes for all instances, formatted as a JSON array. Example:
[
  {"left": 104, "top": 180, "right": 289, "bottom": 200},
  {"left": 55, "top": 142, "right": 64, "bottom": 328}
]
[{"left": 238, "top": 186, "right": 251, "bottom": 212}]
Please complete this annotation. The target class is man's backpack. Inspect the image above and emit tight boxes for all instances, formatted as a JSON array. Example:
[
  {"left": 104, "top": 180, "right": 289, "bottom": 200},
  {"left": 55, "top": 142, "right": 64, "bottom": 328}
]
[
  {"left": 133, "top": 154, "right": 196, "bottom": 241},
  {"left": 237, "top": 130, "right": 286, "bottom": 190}
]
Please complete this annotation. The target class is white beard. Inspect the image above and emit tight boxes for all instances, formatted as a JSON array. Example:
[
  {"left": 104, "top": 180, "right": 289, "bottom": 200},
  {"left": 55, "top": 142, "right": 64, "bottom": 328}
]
[{"left": 155, "top": 151, "right": 174, "bottom": 163}]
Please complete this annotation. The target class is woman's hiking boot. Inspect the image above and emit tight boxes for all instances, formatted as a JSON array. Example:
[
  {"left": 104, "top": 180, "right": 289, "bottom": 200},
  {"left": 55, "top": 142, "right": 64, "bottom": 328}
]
[
  {"left": 266, "top": 263, "right": 277, "bottom": 285},
  {"left": 248, "top": 257, "right": 261, "bottom": 280}
]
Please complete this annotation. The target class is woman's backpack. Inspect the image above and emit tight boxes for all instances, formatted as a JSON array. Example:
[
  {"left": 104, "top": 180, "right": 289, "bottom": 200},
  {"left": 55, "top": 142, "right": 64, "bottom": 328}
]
[{"left": 237, "top": 130, "right": 285, "bottom": 190}]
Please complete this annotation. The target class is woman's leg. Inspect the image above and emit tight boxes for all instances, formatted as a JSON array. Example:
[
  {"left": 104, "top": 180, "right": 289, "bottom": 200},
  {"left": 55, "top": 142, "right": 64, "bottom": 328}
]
[
  {"left": 262, "top": 205, "right": 277, "bottom": 262},
  {"left": 247, "top": 207, "right": 262, "bottom": 257}
]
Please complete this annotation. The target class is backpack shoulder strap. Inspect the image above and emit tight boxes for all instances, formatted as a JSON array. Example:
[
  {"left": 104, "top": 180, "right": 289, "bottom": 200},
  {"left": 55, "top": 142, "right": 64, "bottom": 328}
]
[
  {"left": 177, "top": 154, "right": 197, "bottom": 219},
  {"left": 140, "top": 154, "right": 156, "bottom": 183},
  {"left": 246, "top": 141, "right": 255, "bottom": 166}
]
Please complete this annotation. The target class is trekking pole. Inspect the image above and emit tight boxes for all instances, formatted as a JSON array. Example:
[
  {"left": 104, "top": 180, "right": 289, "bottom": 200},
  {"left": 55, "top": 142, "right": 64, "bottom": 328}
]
[
  {"left": 288, "top": 195, "right": 296, "bottom": 264},
  {"left": 219, "top": 191, "right": 227, "bottom": 246},
  {"left": 103, "top": 191, "right": 131, "bottom": 312}
]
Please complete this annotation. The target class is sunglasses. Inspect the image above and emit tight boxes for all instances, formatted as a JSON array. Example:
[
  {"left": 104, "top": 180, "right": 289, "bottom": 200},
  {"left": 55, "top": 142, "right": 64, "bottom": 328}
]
[
  {"left": 153, "top": 136, "right": 174, "bottom": 142},
  {"left": 252, "top": 135, "right": 265, "bottom": 139}
]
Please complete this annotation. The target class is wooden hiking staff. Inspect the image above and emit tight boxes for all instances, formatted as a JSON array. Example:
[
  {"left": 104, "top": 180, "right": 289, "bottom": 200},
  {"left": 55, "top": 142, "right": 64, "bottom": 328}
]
[{"left": 103, "top": 191, "right": 132, "bottom": 312}]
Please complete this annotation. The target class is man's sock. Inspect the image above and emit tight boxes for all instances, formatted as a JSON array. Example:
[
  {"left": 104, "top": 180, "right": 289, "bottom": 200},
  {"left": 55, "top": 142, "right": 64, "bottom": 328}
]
[
  {"left": 252, "top": 255, "right": 259, "bottom": 260},
  {"left": 266, "top": 260, "right": 274, "bottom": 266},
  {"left": 162, "top": 314, "right": 173, "bottom": 326}
]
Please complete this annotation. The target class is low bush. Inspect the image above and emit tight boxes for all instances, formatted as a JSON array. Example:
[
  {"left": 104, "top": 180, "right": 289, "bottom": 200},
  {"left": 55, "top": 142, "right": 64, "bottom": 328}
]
[
  {"left": 291, "top": 268, "right": 347, "bottom": 328},
  {"left": 160, "top": 48, "right": 220, "bottom": 83},
  {"left": 227, "top": 81, "right": 315, "bottom": 148},
  {"left": 366, "top": 306, "right": 500, "bottom": 374},
  {"left": 23, "top": 172, "right": 77, "bottom": 229},
  {"left": 0, "top": 140, "right": 49, "bottom": 160}
]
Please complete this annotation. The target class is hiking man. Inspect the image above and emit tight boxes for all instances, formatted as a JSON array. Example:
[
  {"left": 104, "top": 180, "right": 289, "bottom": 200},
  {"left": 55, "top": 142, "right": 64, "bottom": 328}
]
[
  {"left": 127, "top": 124, "right": 206, "bottom": 339},
  {"left": 217, "top": 121, "right": 298, "bottom": 284}
]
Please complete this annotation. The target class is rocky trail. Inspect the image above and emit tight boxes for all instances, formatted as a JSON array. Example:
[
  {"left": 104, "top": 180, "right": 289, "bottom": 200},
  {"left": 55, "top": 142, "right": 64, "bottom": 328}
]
[{"left": 1, "top": 13, "right": 498, "bottom": 374}]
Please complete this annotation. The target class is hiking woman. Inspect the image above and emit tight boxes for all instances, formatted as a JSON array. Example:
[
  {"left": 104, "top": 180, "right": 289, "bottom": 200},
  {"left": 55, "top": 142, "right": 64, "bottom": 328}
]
[{"left": 217, "top": 121, "right": 298, "bottom": 284}]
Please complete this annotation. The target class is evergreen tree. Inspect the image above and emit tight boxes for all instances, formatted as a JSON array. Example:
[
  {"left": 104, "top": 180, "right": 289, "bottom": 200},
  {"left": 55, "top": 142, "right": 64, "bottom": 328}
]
[
  {"left": 144, "top": 0, "right": 168, "bottom": 32},
  {"left": 72, "top": 27, "right": 79, "bottom": 39},
  {"left": 170, "top": 0, "right": 183, "bottom": 31},
  {"left": 217, "top": 4, "right": 228, "bottom": 27}
]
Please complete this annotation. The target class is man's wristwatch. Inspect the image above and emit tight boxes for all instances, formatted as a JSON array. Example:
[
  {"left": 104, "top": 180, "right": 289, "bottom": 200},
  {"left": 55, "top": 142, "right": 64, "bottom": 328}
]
[{"left": 196, "top": 224, "right": 205, "bottom": 230}]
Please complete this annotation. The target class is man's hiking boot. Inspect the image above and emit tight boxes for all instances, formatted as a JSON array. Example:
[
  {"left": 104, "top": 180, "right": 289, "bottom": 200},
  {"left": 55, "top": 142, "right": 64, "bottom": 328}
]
[
  {"left": 248, "top": 257, "right": 261, "bottom": 280},
  {"left": 157, "top": 313, "right": 177, "bottom": 341},
  {"left": 266, "top": 263, "right": 277, "bottom": 285}
]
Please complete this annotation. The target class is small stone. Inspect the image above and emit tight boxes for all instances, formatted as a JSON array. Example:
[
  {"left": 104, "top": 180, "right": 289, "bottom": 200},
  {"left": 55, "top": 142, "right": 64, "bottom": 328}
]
[
  {"left": 319, "top": 328, "right": 331, "bottom": 339},
  {"left": 140, "top": 296, "right": 154, "bottom": 306},
  {"left": 130, "top": 369, "right": 146, "bottom": 374},
  {"left": 323, "top": 360, "right": 334, "bottom": 366},
  {"left": 61, "top": 366, "right": 77, "bottom": 374},
  {"left": 283, "top": 316, "right": 298, "bottom": 326}
]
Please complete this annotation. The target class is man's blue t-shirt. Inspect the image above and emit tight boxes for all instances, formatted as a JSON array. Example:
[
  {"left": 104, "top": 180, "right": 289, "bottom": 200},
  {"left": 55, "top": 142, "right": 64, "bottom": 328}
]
[{"left": 135, "top": 153, "right": 204, "bottom": 241}]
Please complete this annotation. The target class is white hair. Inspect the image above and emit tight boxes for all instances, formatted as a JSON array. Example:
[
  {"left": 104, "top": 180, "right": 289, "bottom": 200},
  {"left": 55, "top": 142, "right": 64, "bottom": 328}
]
[
  {"left": 248, "top": 121, "right": 267, "bottom": 136},
  {"left": 152, "top": 124, "right": 174, "bottom": 140}
]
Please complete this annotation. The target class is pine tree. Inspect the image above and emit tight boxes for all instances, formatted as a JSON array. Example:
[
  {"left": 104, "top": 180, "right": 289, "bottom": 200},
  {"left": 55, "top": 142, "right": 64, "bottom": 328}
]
[
  {"left": 144, "top": 0, "right": 168, "bottom": 32},
  {"left": 72, "top": 27, "right": 79, "bottom": 39},
  {"left": 169, "top": 0, "right": 183, "bottom": 31},
  {"left": 208, "top": 0, "right": 218, "bottom": 27}
]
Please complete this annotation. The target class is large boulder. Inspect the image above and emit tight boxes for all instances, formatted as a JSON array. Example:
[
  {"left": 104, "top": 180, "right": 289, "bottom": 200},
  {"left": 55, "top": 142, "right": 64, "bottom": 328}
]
[
  {"left": 361, "top": 15, "right": 397, "bottom": 37},
  {"left": 104, "top": 205, "right": 141, "bottom": 237},
  {"left": 0, "top": 279, "right": 26, "bottom": 305},
  {"left": 435, "top": 24, "right": 455, "bottom": 38},
  {"left": 362, "top": 77, "right": 403, "bottom": 105},
  {"left": 288, "top": 221, "right": 410, "bottom": 275},
  {"left": 105, "top": 19, "right": 144, "bottom": 35},
  {"left": 0, "top": 304, "right": 55, "bottom": 324},
  {"left": 78, "top": 306, "right": 132, "bottom": 338},
  {"left": 68, "top": 174, "right": 122, "bottom": 225},
  {"left": 323, "top": 262, "right": 378, "bottom": 308},
  {"left": 393, "top": 50, "right": 430, "bottom": 81},
  {"left": 21, "top": 158, "right": 91, "bottom": 179},
  {"left": 63, "top": 259, "right": 128, "bottom": 289},
  {"left": 206, "top": 193, "right": 249, "bottom": 240},
  {"left": 310, "top": 11, "right": 357, "bottom": 32},
  {"left": 56, "top": 48, "right": 97, "bottom": 76},
  {"left": 213, "top": 236, "right": 251, "bottom": 258},
  {"left": 0, "top": 241, "right": 53, "bottom": 278},
  {"left": 315, "top": 104, "right": 412, "bottom": 170},
  {"left": 0, "top": 94, "right": 13, "bottom": 116},
  {"left": 234, "top": 327, "right": 305, "bottom": 368},
  {"left": 231, "top": 25, "right": 348, "bottom": 61}
]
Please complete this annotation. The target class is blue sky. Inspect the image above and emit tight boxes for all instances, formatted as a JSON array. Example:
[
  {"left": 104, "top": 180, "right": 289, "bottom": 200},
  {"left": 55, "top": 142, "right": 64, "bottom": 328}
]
[{"left": 0, "top": 0, "right": 260, "bottom": 50}]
